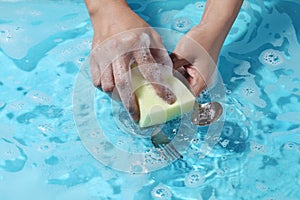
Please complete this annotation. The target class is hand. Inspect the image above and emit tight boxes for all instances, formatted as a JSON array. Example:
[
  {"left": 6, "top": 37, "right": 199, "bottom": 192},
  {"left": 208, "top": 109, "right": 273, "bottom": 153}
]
[
  {"left": 87, "top": 1, "right": 176, "bottom": 122},
  {"left": 170, "top": 26, "right": 219, "bottom": 96},
  {"left": 170, "top": 0, "right": 243, "bottom": 96}
]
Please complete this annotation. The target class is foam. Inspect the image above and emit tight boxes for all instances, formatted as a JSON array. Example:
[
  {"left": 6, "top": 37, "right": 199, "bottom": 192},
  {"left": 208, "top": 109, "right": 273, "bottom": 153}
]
[
  {"left": 259, "top": 49, "right": 284, "bottom": 66},
  {"left": 151, "top": 183, "right": 172, "bottom": 200},
  {"left": 184, "top": 171, "right": 205, "bottom": 188}
]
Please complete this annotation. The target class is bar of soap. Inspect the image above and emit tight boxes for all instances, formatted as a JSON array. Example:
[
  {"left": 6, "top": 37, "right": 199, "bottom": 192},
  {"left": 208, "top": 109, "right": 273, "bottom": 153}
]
[{"left": 131, "top": 69, "right": 195, "bottom": 128}]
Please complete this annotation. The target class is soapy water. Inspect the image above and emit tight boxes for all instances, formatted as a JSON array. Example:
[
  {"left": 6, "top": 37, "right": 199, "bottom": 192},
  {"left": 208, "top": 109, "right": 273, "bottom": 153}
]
[
  {"left": 151, "top": 184, "right": 172, "bottom": 200},
  {"left": 259, "top": 49, "right": 284, "bottom": 66},
  {"left": 73, "top": 35, "right": 226, "bottom": 172},
  {"left": 1, "top": 0, "right": 300, "bottom": 199}
]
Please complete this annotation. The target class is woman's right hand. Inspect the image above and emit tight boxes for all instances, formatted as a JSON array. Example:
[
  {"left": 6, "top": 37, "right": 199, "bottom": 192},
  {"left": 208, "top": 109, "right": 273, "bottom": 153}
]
[{"left": 85, "top": 0, "right": 176, "bottom": 122}]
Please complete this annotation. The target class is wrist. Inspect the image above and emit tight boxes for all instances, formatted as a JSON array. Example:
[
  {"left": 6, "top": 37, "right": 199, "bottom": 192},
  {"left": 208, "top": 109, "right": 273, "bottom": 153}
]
[
  {"left": 85, "top": 0, "right": 129, "bottom": 17},
  {"left": 187, "top": 25, "right": 225, "bottom": 62}
]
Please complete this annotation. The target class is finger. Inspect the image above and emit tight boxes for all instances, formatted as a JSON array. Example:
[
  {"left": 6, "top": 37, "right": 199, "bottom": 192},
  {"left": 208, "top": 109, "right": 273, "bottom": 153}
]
[
  {"left": 150, "top": 48, "right": 173, "bottom": 72},
  {"left": 186, "top": 66, "right": 206, "bottom": 96},
  {"left": 133, "top": 48, "right": 176, "bottom": 104},
  {"left": 169, "top": 52, "right": 190, "bottom": 69},
  {"left": 100, "top": 63, "right": 115, "bottom": 92},
  {"left": 112, "top": 54, "right": 140, "bottom": 122},
  {"left": 90, "top": 55, "right": 102, "bottom": 87},
  {"left": 175, "top": 66, "right": 189, "bottom": 79},
  {"left": 173, "top": 66, "right": 193, "bottom": 93}
]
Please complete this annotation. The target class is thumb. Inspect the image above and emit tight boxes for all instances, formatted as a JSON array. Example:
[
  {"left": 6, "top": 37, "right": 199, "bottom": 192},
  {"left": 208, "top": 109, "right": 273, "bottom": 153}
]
[{"left": 169, "top": 53, "right": 190, "bottom": 69}]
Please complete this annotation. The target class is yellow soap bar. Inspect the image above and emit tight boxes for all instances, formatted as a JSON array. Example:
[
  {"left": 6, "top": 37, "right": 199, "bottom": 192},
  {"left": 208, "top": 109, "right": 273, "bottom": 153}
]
[{"left": 131, "top": 68, "right": 195, "bottom": 128}]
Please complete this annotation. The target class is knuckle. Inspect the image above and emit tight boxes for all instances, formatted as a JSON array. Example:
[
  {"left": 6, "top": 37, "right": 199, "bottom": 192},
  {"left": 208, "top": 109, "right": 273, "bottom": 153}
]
[
  {"left": 102, "top": 84, "right": 114, "bottom": 92},
  {"left": 92, "top": 78, "right": 101, "bottom": 88},
  {"left": 116, "top": 78, "right": 129, "bottom": 90},
  {"left": 110, "top": 39, "right": 119, "bottom": 49},
  {"left": 120, "top": 32, "right": 139, "bottom": 45}
]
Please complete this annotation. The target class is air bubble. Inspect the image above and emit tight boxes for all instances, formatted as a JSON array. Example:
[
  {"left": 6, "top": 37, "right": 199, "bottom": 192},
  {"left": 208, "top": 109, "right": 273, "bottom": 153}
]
[
  {"left": 250, "top": 142, "right": 266, "bottom": 153},
  {"left": 145, "top": 150, "right": 167, "bottom": 165},
  {"left": 195, "top": 2, "right": 206, "bottom": 10},
  {"left": 220, "top": 139, "right": 229, "bottom": 148},
  {"left": 37, "top": 123, "right": 54, "bottom": 133},
  {"left": 6, "top": 101, "right": 28, "bottom": 111},
  {"left": 226, "top": 89, "right": 232, "bottom": 94},
  {"left": 242, "top": 87, "right": 255, "bottom": 96},
  {"left": 184, "top": 171, "right": 205, "bottom": 188},
  {"left": 172, "top": 17, "right": 193, "bottom": 33},
  {"left": 284, "top": 142, "right": 297, "bottom": 150},
  {"left": 259, "top": 49, "right": 284, "bottom": 66},
  {"left": 26, "top": 90, "right": 53, "bottom": 105},
  {"left": 38, "top": 143, "right": 53, "bottom": 152},
  {"left": 77, "top": 57, "right": 85, "bottom": 63},
  {"left": 151, "top": 184, "right": 172, "bottom": 200},
  {"left": 223, "top": 126, "right": 233, "bottom": 137},
  {"left": 192, "top": 138, "right": 200, "bottom": 144}
]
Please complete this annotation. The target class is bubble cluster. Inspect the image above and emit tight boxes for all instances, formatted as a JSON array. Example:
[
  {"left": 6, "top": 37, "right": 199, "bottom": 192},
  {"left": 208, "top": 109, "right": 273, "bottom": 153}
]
[
  {"left": 151, "top": 184, "right": 172, "bottom": 200},
  {"left": 250, "top": 142, "right": 266, "bottom": 154},
  {"left": 6, "top": 100, "right": 28, "bottom": 111},
  {"left": 242, "top": 87, "right": 255, "bottom": 97},
  {"left": 259, "top": 49, "right": 284, "bottom": 66},
  {"left": 172, "top": 17, "right": 193, "bottom": 33},
  {"left": 145, "top": 149, "right": 167, "bottom": 165},
  {"left": 37, "top": 123, "right": 54, "bottom": 133},
  {"left": 218, "top": 122, "right": 249, "bottom": 153},
  {"left": 26, "top": 90, "right": 53, "bottom": 105},
  {"left": 195, "top": 1, "right": 206, "bottom": 10},
  {"left": 184, "top": 171, "right": 205, "bottom": 188},
  {"left": 38, "top": 143, "right": 53, "bottom": 152}
]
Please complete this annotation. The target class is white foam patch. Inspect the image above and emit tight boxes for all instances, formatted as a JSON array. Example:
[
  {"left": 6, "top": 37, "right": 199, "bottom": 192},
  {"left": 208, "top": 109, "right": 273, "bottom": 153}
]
[
  {"left": 259, "top": 49, "right": 284, "bottom": 67},
  {"left": 239, "top": 78, "right": 267, "bottom": 108},
  {"left": 151, "top": 183, "right": 172, "bottom": 200},
  {"left": 184, "top": 171, "right": 205, "bottom": 188}
]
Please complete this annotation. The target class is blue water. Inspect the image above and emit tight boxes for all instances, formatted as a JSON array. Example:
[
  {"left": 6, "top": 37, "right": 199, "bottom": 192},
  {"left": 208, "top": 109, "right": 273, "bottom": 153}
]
[{"left": 1, "top": 0, "right": 300, "bottom": 199}]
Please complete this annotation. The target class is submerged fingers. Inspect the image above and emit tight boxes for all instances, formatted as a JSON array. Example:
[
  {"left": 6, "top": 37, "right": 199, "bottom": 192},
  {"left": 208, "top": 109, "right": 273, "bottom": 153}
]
[
  {"left": 113, "top": 54, "right": 140, "bottom": 122},
  {"left": 133, "top": 49, "right": 176, "bottom": 104}
]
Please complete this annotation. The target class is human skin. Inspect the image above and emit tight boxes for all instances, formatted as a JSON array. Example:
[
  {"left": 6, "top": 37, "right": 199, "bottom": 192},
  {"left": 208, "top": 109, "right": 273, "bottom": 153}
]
[
  {"left": 84, "top": 0, "right": 243, "bottom": 121},
  {"left": 171, "top": 0, "right": 244, "bottom": 95}
]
